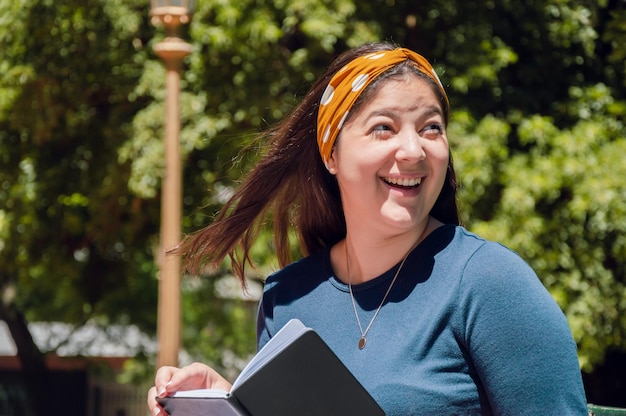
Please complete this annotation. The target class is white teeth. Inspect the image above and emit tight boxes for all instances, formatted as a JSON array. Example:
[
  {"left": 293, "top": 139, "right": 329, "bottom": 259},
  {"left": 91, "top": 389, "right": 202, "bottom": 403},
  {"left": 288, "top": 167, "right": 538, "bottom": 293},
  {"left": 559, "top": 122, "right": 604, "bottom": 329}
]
[{"left": 384, "top": 177, "right": 422, "bottom": 187}]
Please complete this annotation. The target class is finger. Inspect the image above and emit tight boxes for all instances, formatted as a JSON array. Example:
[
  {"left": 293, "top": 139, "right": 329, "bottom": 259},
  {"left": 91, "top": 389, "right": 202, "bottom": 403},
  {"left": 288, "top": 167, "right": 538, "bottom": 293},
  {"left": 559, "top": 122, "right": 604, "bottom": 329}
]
[
  {"left": 177, "top": 363, "right": 233, "bottom": 392},
  {"left": 154, "top": 366, "right": 179, "bottom": 397},
  {"left": 166, "top": 362, "right": 213, "bottom": 391},
  {"left": 147, "top": 386, "right": 166, "bottom": 416},
  {"left": 154, "top": 363, "right": 233, "bottom": 397},
  {"left": 154, "top": 364, "right": 206, "bottom": 397}
]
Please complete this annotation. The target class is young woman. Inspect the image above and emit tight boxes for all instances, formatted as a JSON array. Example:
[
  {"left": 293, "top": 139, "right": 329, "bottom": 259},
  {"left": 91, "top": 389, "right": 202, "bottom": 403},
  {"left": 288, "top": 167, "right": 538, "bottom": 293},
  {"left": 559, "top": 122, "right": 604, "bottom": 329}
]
[{"left": 148, "top": 42, "right": 588, "bottom": 415}]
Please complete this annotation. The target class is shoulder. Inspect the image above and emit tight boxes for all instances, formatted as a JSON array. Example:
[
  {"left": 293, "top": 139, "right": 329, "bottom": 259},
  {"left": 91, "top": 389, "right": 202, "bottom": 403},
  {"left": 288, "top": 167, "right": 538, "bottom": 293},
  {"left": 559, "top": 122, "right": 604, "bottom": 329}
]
[
  {"left": 433, "top": 225, "right": 533, "bottom": 276},
  {"left": 448, "top": 227, "right": 568, "bottom": 339},
  {"left": 264, "top": 248, "right": 330, "bottom": 287},
  {"left": 450, "top": 225, "right": 522, "bottom": 256},
  {"left": 261, "top": 248, "right": 333, "bottom": 308},
  {"left": 458, "top": 228, "right": 538, "bottom": 285},
  {"left": 440, "top": 226, "right": 554, "bottom": 320}
]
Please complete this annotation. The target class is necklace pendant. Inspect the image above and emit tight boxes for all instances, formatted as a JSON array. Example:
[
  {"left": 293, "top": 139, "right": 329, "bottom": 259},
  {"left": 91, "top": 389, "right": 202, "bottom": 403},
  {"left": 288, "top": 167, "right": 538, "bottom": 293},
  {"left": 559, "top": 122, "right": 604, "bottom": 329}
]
[{"left": 358, "top": 336, "right": 367, "bottom": 350}]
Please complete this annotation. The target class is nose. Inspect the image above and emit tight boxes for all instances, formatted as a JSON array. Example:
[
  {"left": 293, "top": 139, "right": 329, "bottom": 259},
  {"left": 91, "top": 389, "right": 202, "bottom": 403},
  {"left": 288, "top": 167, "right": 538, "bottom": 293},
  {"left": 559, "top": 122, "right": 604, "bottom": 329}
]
[{"left": 395, "top": 129, "right": 426, "bottom": 162}]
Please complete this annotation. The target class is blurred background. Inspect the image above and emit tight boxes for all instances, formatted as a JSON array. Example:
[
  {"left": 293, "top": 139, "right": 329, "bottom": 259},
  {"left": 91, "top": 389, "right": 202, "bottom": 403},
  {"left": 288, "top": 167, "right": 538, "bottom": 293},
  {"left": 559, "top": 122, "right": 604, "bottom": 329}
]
[{"left": 0, "top": 0, "right": 624, "bottom": 414}]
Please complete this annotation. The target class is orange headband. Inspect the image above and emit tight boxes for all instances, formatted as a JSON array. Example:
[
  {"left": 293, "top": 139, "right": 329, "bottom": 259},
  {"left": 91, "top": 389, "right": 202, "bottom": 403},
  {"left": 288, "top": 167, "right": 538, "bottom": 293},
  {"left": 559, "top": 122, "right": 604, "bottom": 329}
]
[{"left": 317, "top": 48, "right": 449, "bottom": 163}]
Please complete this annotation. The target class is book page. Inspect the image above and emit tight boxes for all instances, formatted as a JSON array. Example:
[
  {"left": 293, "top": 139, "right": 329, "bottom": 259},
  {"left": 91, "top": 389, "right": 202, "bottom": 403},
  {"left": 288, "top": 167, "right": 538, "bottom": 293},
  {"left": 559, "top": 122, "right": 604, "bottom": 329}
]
[
  {"left": 169, "top": 389, "right": 229, "bottom": 398},
  {"left": 232, "top": 319, "right": 307, "bottom": 391}
]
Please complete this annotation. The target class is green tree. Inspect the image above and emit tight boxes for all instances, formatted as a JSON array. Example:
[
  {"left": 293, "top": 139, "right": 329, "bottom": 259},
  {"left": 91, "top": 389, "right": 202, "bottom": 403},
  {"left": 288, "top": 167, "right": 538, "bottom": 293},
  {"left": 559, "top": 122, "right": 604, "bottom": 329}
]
[{"left": 0, "top": 0, "right": 157, "bottom": 412}]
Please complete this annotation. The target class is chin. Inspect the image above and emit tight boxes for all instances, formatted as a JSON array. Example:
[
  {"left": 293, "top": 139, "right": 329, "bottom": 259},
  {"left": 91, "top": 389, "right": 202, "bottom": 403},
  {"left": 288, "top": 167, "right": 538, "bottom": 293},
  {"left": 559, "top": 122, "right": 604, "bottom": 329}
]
[
  {"left": 381, "top": 203, "right": 430, "bottom": 226},
  {"left": 380, "top": 211, "right": 417, "bottom": 228}
]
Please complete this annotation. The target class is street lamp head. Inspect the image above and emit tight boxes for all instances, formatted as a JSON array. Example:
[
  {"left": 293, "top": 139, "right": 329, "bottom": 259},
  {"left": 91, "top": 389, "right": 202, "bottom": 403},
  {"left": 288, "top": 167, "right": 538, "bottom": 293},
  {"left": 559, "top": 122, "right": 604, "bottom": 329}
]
[
  {"left": 150, "top": 0, "right": 196, "bottom": 29},
  {"left": 151, "top": 0, "right": 194, "bottom": 64}
]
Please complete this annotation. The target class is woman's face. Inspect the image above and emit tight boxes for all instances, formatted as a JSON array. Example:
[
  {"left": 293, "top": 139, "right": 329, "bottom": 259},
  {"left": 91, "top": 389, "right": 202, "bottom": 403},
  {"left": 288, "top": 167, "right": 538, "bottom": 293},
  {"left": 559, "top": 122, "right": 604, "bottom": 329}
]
[{"left": 326, "top": 75, "right": 449, "bottom": 238}]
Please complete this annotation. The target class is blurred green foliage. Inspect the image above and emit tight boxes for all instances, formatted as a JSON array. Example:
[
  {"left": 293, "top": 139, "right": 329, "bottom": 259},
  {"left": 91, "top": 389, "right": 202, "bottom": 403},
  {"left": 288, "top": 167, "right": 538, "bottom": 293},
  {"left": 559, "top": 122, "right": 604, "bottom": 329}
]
[{"left": 0, "top": 0, "right": 624, "bottom": 386}]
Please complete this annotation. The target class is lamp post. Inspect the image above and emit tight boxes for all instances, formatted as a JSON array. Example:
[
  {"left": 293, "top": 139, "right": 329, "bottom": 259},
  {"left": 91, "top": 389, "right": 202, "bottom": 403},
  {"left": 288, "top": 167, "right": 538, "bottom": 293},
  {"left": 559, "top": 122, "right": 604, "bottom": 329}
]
[{"left": 150, "top": 0, "right": 194, "bottom": 369}]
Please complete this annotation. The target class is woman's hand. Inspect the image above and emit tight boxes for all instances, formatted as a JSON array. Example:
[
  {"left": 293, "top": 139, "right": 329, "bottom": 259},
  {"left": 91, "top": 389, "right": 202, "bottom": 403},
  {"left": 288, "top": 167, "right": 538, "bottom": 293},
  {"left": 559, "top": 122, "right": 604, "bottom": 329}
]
[{"left": 147, "top": 362, "right": 233, "bottom": 416}]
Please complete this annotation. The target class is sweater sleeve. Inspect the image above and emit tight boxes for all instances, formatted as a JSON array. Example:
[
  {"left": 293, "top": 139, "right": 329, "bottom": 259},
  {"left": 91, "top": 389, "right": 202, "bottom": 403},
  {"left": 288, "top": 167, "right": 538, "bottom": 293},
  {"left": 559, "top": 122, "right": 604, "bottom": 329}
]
[{"left": 457, "top": 242, "right": 588, "bottom": 415}]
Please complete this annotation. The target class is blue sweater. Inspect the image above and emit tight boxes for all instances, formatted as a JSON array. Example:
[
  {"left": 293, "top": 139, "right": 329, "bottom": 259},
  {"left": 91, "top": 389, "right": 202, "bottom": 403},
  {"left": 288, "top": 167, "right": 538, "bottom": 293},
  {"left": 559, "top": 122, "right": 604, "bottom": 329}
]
[{"left": 257, "top": 225, "right": 588, "bottom": 415}]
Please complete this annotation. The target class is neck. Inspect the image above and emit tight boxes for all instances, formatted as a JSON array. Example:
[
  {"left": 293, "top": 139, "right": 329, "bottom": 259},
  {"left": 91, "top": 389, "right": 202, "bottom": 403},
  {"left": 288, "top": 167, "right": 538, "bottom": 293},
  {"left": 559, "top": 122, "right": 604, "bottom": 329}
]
[{"left": 337, "top": 216, "right": 437, "bottom": 284}]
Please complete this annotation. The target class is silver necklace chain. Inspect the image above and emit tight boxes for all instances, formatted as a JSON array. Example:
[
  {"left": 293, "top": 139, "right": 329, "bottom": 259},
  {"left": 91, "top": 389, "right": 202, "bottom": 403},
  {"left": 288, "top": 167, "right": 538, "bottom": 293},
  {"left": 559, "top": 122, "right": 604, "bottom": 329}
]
[{"left": 346, "top": 244, "right": 412, "bottom": 350}]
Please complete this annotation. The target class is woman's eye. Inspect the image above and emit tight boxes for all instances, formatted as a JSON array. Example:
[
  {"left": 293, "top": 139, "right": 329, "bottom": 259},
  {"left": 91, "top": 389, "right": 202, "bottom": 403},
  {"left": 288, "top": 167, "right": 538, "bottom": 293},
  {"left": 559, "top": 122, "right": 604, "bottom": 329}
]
[
  {"left": 372, "top": 124, "right": 392, "bottom": 131},
  {"left": 422, "top": 123, "right": 443, "bottom": 135},
  {"left": 371, "top": 124, "right": 394, "bottom": 137}
]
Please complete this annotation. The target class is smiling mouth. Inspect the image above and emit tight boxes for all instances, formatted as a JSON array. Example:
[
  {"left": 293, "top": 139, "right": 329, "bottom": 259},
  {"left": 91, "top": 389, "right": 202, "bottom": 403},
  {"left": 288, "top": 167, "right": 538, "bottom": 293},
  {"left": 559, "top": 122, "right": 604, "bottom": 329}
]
[{"left": 383, "top": 176, "right": 422, "bottom": 188}]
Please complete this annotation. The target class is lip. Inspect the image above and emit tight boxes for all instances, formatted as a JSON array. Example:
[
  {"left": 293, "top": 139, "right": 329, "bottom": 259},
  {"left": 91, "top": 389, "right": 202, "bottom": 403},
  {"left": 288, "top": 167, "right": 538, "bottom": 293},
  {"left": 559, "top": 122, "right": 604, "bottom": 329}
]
[
  {"left": 381, "top": 176, "right": 424, "bottom": 194},
  {"left": 383, "top": 176, "right": 422, "bottom": 187}
]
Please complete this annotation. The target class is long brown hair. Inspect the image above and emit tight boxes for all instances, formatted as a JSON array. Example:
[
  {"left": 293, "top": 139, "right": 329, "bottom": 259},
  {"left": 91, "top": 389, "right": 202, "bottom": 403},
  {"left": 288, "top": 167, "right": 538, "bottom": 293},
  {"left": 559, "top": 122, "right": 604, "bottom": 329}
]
[{"left": 177, "top": 42, "right": 460, "bottom": 283}]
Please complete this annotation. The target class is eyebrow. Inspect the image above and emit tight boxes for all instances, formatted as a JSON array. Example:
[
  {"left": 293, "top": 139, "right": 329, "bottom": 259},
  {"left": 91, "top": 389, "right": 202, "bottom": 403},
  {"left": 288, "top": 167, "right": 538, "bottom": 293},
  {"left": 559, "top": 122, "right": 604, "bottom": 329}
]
[{"left": 363, "top": 105, "right": 443, "bottom": 120}]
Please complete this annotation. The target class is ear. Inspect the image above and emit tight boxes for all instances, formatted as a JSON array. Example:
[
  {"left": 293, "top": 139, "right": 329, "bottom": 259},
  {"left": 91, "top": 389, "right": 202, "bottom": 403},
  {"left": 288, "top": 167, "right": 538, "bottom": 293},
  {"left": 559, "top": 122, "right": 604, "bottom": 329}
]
[{"left": 325, "top": 149, "right": 338, "bottom": 175}]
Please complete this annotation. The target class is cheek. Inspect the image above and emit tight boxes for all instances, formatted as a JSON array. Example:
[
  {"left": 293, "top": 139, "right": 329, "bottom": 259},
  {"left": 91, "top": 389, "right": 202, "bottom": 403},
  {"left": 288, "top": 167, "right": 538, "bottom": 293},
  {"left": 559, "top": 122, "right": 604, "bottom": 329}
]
[
  {"left": 428, "top": 140, "right": 450, "bottom": 165},
  {"left": 335, "top": 141, "right": 387, "bottom": 175},
  {"left": 425, "top": 144, "right": 450, "bottom": 187},
  {"left": 336, "top": 156, "right": 377, "bottom": 182},
  {"left": 435, "top": 149, "right": 450, "bottom": 166}
]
